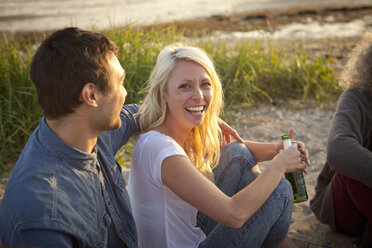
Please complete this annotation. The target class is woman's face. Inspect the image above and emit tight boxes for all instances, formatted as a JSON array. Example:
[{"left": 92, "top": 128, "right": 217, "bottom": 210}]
[{"left": 164, "top": 59, "right": 213, "bottom": 132}]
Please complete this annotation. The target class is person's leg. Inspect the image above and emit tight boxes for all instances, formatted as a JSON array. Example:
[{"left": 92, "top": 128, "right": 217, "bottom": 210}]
[
  {"left": 197, "top": 142, "right": 293, "bottom": 248},
  {"left": 359, "top": 221, "right": 372, "bottom": 248},
  {"left": 260, "top": 180, "right": 293, "bottom": 248},
  {"left": 199, "top": 178, "right": 293, "bottom": 248},
  {"left": 197, "top": 141, "right": 258, "bottom": 235},
  {"left": 332, "top": 172, "right": 372, "bottom": 245}
]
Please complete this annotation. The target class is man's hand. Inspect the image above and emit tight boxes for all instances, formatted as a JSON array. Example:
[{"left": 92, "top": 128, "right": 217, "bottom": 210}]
[{"left": 218, "top": 118, "right": 244, "bottom": 146}]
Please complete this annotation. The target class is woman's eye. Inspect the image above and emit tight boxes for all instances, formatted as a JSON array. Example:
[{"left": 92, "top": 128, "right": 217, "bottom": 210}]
[
  {"left": 201, "top": 82, "right": 211, "bottom": 87},
  {"left": 179, "top": 84, "right": 190, "bottom": 89}
]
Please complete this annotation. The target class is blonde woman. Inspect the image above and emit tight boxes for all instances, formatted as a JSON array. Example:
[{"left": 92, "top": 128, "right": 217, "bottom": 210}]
[{"left": 128, "top": 44, "right": 310, "bottom": 248}]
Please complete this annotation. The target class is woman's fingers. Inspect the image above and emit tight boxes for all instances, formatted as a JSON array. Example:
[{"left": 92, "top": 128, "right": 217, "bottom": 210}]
[
  {"left": 295, "top": 142, "right": 311, "bottom": 166},
  {"left": 225, "top": 133, "right": 231, "bottom": 144},
  {"left": 287, "top": 129, "right": 311, "bottom": 167},
  {"left": 290, "top": 145, "right": 309, "bottom": 171}
]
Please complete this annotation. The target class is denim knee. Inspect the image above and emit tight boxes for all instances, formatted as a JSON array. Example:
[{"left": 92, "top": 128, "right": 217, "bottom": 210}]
[
  {"left": 214, "top": 142, "right": 257, "bottom": 183},
  {"left": 219, "top": 142, "right": 257, "bottom": 169},
  {"left": 274, "top": 178, "right": 294, "bottom": 205},
  {"left": 221, "top": 141, "right": 246, "bottom": 154},
  {"left": 221, "top": 142, "right": 250, "bottom": 158}
]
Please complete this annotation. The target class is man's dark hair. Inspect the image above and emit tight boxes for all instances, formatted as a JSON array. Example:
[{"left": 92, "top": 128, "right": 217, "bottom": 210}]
[{"left": 30, "top": 27, "right": 119, "bottom": 119}]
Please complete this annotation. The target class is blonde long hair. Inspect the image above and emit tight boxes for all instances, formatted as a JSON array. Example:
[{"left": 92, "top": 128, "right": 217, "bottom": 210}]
[{"left": 139, "top": 44, "right": 224, "bottom": 179}]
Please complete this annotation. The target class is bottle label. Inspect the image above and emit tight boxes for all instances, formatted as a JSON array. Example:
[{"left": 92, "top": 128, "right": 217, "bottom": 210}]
[{"left": 293, "top": 171, "right": 308, "bottom": 200}]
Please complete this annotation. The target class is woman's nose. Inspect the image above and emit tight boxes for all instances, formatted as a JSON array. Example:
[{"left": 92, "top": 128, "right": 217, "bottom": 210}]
[{"left": 192, "top": 87, "right": 203, "bottom": 100}]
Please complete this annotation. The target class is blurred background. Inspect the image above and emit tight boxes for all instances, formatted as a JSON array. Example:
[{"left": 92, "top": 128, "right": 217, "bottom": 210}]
[{"left": 1, "top": 0, "right": 372, "bottom": 38}]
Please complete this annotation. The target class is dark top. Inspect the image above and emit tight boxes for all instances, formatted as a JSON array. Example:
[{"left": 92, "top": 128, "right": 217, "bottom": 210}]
[{"left": 310, "top": 89, "right": 372, "bottom": 229}]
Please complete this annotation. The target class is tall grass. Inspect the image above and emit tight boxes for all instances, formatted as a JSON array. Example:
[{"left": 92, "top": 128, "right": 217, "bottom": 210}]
[
  {"left": 201, "top": 40, "right": 340, "bottom": 108},
  {"left": 0, "top": 37, "right": 42, "bottom": 173},
  {"left": 106, "top": 26, "right": 185, "bottom": 104},
  {"left": 0, "top": 26, "right": 341, "bottom": 172}
]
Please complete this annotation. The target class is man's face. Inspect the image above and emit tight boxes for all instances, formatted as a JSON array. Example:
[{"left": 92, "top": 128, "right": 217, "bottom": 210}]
[{"left": 96, "top": 53, "right": 127, "bottom": 131}]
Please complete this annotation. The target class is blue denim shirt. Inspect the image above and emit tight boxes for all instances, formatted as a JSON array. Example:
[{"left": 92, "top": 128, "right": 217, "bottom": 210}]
[{"left": 0, "top": 104, "right": 139, "bottom": 247}]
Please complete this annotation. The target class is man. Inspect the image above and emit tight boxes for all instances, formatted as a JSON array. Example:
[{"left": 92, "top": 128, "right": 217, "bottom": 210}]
[
  {"left": 0, "top": 27, "right": 242, "bottom": 247},
  {"left": 0, "top": 27, "right": 138, "bottom": 247}
]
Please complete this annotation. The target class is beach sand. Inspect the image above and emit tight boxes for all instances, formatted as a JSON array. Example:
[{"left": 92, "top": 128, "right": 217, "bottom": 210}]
[{"left": 1, "top": 5, "right": 370, "bottom": 247}]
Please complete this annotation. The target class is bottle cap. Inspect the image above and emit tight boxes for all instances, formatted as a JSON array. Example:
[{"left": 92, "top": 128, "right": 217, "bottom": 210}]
[{"left": 281, "top": 134, "right": 290, "bottom": 140}]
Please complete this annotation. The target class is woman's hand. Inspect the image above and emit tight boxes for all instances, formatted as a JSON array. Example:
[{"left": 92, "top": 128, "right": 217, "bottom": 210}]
[
  {"left": 289, "top": 127, "right": 311, "bottom": 173},
  {"left": 218, "top": 118, "right": 244, "bottom": 146},
  {"left": 273, "top": 128, "right": 310, "bottom": 174},
  {"left": 293, "top": 141, "right": 310, "bottom": 174},
  {"left": 273, "top": 143, "right": 306, "bottom": 174}
]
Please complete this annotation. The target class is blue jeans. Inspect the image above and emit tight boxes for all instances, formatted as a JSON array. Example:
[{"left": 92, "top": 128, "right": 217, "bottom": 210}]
[{"left": 197, "top": 142, "right": 293, "bottom": 248}]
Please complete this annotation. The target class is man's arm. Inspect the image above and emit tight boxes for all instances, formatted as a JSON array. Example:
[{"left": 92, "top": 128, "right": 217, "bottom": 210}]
[{"left": 109, "top": 104, "right": 140, "bottom": 154}]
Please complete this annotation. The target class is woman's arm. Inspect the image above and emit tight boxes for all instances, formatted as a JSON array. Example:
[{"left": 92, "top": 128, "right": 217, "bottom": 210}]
[
  {"left": 161, "top": 144, "right": 304, "bottom": 229},
  {"left": 244, "top": 141, "right": 280, "bottom": 162},
  {"left": 245, "top": 128, "right": 310, "bottom": 168},
  {"left": 217, "top": 118, "right": 244, "bottom": 144}
]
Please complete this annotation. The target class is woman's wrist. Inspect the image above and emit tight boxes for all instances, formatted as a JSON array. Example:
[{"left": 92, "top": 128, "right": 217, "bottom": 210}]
[
  {"left": 273, "top": 141, "right": 282, "bottom": 157},
  {"left": 267, "top": 157, "right": 286, "bottom": 177}
]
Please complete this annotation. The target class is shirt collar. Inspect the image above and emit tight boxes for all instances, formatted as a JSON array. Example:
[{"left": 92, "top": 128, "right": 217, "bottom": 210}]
[{"left": 38, "top": 117, "right": 98, "bottom": 168}]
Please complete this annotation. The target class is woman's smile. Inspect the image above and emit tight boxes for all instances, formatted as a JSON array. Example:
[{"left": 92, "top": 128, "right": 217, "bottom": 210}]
[
  {"left": 185, "top": 105, "right": 206, "bottom": 116},
  {"left": 164, "top": 59, "right": 213, "bottom": 132}
]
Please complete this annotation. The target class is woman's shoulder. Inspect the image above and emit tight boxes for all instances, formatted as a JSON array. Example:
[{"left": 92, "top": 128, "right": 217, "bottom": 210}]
[
  {"left": 133, "top": 131, "right": 188, "bottom": 176},
  {"left": 139, "top": 130, "right": 175, "bottom": 144},
  {"left": 136, "top": 131, "right": 184, "bottom": 154}
]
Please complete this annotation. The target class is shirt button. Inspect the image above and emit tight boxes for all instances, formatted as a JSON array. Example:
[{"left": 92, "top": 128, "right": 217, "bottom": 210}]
[
  {"left": 108, "top": 200, "right": 112, "bottom": 205},
  {"left": 120, "top": 229, "right": 125, "bottom": 233}
]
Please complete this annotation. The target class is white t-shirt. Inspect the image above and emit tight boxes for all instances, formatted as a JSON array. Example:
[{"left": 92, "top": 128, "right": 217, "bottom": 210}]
[{"left": 128, "top": 131, "right": 206, "bottom": 248}]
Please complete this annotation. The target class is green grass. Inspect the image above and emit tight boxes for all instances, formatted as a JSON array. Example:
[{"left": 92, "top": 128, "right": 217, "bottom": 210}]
[
  {"left": 0, "top": 37, "right": 42, "bottom": 173},
  {"left": 0, "top": 26, "right": 342, "bottom": 173}
]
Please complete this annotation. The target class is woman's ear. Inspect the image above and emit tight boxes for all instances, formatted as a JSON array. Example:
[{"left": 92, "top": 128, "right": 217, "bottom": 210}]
[
  {"left": 163, "top": 87, "right": 169, "bottom": 102},
  {"left": 80, "top": 83, "right": 98, "bottom": 107},
  {"left": 163, "top": 93, "right": 167, "bottom": 102}
]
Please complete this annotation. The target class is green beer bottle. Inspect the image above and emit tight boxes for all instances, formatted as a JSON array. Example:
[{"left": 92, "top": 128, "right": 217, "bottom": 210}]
[{"left": 282, "top": 134, "right": 308, "bottom": 203}]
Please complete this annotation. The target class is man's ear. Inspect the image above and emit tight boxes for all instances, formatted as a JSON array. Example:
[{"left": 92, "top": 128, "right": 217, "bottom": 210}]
[{"left": 80, "top": 83, "right": 99, "bottom": 107}]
